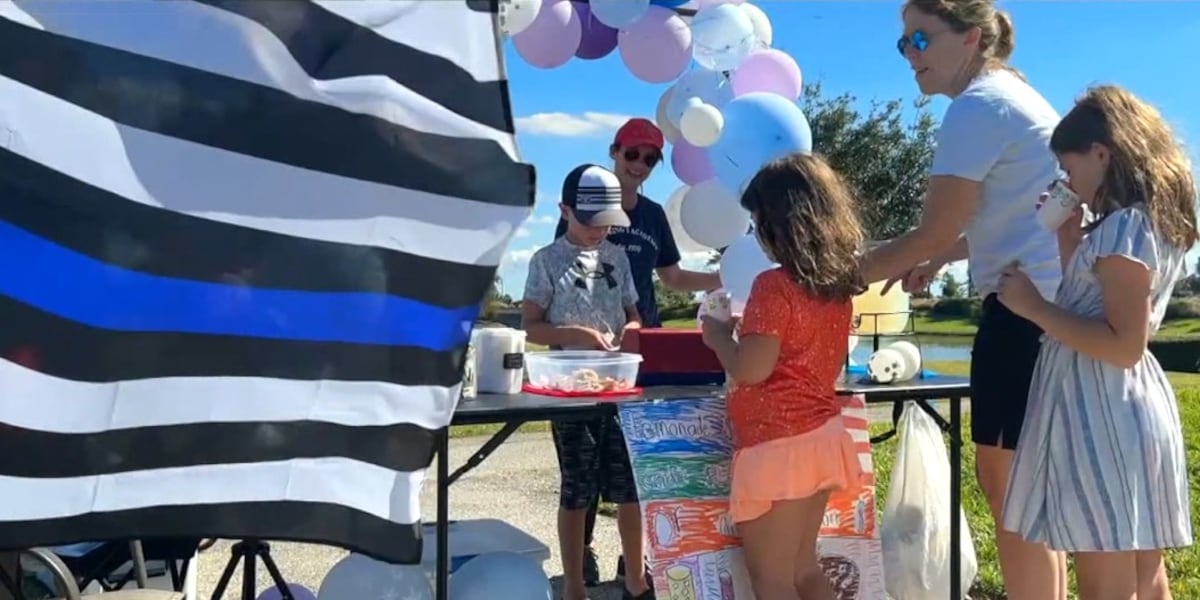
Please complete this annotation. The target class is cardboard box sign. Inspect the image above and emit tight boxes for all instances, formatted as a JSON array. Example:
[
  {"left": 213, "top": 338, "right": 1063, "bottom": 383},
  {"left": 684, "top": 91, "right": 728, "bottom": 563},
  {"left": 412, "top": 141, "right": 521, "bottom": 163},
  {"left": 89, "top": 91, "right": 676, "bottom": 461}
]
[{"left": 621, "top": 329, "right": 726, "bottom": 387}]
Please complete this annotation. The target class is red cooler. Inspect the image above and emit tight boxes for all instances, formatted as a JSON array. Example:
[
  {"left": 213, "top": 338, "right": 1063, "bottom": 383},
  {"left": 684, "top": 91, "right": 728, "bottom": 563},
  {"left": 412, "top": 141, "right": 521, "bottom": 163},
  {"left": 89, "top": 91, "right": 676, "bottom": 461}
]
[{"left": 621, "top": 329, "right": 726, "bottom": 387}]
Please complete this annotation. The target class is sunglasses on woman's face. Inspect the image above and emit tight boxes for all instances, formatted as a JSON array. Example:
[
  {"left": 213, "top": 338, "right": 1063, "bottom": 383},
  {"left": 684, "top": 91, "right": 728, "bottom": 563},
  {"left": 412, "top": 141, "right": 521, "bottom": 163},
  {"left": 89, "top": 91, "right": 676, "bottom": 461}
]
[
  {"left": 896, "top": 30, "right": 932, "bottom": 56},
  {"left": 623, "top": 148, "right": 661, "bottom": 168}
]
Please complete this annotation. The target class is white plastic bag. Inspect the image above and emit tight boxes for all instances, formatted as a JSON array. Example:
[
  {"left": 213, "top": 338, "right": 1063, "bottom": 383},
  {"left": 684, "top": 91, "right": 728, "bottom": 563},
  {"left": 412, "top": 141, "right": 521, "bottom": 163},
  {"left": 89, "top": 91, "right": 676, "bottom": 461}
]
[{"left": 881, "top": 403, "right": 978, "bottom": 600}]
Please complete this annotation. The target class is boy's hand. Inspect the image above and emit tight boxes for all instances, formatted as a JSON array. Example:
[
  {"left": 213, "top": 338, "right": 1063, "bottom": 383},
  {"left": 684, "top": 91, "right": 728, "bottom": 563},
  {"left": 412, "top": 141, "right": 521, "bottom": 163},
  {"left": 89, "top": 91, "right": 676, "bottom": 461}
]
[{"left": 567, "top": 327, "right": 617, "bottom": 351}]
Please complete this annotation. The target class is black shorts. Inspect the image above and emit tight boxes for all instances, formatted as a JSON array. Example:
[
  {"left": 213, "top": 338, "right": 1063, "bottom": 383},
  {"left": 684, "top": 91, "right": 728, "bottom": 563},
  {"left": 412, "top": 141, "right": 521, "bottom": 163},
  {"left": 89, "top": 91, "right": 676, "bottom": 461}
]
[
  {"left": 551, "top": 415, "right": 638, "bottom": 510},
  {"left": 969, "top": 294, "right": 1044, "bottom": 450}
]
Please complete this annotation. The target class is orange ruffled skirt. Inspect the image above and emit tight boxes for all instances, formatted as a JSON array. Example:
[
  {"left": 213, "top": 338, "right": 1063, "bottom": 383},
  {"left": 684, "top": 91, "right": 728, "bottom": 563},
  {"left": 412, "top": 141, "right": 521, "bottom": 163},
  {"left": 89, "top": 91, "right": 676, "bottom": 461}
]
[{"left": 729, "top": 416, "right": 865, "bottom": 524}]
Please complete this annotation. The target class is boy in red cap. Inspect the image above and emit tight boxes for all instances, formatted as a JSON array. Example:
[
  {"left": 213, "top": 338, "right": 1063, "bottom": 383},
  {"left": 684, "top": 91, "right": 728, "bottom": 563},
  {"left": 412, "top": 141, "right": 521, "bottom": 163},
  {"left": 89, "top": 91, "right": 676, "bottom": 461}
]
[{"left": 555, "top": 118, "right": 721, "bottom": 589}]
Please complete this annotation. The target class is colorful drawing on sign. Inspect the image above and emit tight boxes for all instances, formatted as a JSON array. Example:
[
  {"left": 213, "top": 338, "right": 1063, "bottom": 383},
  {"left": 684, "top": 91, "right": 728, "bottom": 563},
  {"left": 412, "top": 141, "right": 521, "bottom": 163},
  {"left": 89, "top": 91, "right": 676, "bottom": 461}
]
[{"left": 619, "top": 395, "right": 885, "bottom": 599}]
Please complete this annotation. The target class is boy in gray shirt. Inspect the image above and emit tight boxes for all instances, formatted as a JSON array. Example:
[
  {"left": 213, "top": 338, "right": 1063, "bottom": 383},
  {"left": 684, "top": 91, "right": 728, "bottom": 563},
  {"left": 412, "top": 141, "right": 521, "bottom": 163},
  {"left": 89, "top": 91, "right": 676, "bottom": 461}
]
[{"left": 521, "top": 164, "right": 651, "bottom": 600}]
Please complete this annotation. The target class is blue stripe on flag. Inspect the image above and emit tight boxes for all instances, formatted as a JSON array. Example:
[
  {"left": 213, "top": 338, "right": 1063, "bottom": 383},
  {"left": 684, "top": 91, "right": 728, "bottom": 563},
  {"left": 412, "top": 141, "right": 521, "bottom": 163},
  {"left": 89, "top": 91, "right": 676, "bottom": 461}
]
[{"left": 0, "top": 220, "right": 478, "bottom": 350}]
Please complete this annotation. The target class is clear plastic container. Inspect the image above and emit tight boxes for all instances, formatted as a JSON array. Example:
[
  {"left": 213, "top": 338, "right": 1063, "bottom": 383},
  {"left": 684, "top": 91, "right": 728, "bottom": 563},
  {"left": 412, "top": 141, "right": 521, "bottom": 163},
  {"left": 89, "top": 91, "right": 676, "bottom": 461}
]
[{"left": 524, "top": 351, "right": 643, "bottom": 394}]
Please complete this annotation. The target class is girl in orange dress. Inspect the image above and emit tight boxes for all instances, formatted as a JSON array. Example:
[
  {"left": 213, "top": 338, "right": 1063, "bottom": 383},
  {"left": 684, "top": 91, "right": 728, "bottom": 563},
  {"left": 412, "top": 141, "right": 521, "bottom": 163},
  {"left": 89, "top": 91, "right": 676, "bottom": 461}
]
[{"left": 701, "top": 153, "right": 865, "bottom": 600}]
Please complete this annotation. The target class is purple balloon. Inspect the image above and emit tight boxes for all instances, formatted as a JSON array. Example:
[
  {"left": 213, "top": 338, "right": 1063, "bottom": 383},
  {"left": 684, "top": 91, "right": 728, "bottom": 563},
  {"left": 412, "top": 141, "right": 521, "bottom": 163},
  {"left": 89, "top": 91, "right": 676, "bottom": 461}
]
[
  {"left": 671, "top": 141, "right": 715, "bottom": 185},
  {"left": 573, "top": 2, "right": 619, "bottom": 59},
  {"left": 256, "top": 583, "right": 316, "bottom": 600},
  {"left": 731, "top": 49, "right": 803, "bottom": 100},
  {"left": 618, "top": 6, "right": 693, "bottom": 83},
  {"left": 513, "top": 0, "right": 582, "bottom": 69}
]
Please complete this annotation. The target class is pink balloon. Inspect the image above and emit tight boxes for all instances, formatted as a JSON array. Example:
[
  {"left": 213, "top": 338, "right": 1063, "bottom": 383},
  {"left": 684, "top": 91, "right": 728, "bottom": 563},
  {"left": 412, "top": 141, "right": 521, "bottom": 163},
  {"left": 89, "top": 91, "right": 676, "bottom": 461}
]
[
  {"left": 671, "top": 141, "right": 715, "bottom": 185},
  {"left": 618, "top": 6, "right": 693, "bottom": 83},
  {"left": 731, "top": 49, "right": 803, "bottom": 100},
  {"left": 513, "top": 0, "right": 582, "bottom": 69}
]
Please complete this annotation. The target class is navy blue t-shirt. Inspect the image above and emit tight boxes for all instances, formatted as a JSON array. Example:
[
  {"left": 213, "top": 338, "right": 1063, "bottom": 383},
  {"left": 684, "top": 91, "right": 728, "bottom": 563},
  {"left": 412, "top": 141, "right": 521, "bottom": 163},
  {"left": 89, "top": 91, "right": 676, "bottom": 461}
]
[{"left": 555, "top": 195, "right": 682, "bottom": 327}]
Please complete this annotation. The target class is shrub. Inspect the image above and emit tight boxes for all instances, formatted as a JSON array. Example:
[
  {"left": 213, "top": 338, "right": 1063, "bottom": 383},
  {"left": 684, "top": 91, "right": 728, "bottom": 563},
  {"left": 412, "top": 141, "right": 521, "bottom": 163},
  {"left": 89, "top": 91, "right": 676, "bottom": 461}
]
[
  {"left": 1149, "top": 339, "right": 1200, "bottom": 373},
  {"left": 1164, "top": 297, "right": 1200, "bottom": 320},
  {"left": 928, "top": 297, "right": 983, "bottom": 321},
  {"left": 659, "top": 303, "right": 700, "bottom": 322}
]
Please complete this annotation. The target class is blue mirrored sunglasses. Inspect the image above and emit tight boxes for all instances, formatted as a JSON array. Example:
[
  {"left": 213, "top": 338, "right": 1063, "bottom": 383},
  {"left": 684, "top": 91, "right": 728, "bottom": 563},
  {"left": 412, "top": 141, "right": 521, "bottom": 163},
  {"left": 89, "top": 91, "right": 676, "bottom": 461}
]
[{"left": 896, "top": 30, "right": 930, "bottom": 56}]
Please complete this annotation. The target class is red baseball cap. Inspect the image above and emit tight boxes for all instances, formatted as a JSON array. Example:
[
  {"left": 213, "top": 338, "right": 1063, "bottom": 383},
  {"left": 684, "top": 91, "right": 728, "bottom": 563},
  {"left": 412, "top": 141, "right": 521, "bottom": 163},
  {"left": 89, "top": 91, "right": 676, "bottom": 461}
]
[{"left": 613, "top": 118, "right": 664, "bottom": 151}]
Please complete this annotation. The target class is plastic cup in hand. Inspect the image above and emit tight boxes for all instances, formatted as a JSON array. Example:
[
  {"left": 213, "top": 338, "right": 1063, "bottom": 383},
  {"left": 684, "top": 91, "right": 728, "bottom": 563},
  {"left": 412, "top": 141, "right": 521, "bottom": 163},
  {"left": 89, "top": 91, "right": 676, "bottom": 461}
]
[
  {"left": 1037, "top": 179, "right": 1080, "bottom": 231},
  {"left": 697, "top": 289, "right": 744, "bottom": 328}
]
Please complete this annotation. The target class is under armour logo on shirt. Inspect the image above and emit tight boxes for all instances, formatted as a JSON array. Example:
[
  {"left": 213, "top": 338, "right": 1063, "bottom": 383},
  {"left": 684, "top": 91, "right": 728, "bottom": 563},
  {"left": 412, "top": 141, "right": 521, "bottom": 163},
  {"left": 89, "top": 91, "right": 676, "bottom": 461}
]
[{"left": 573, "top": 259, "right": 617, "bottom": 290}]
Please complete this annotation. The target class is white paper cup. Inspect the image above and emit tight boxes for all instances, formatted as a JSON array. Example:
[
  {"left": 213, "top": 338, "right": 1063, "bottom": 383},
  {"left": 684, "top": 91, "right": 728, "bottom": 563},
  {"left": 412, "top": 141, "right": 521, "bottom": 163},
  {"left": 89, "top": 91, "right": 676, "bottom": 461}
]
[{"left": 1037, "top": 179, "right": 1080, "bottom": 231}]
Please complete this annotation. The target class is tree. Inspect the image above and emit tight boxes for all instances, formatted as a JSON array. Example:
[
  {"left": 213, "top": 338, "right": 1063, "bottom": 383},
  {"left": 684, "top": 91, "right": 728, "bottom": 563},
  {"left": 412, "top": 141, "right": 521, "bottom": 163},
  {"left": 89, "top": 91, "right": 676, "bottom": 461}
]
[
  {"left": 654, "top": 274, "right": 694, "bottom": 310},
  {"left": 801, "top": 82, "right": 938, "bottom": 240},
  {"left": 939, "top": 270, "right": 963, "bottom": 298}
]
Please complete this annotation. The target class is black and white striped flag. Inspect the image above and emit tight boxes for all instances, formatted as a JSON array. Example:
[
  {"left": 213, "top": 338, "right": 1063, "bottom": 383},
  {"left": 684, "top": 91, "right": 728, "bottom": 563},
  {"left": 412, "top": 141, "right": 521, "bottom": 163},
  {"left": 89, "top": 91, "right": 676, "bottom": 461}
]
[{"left": 0, "top": 0, "right": 532, "bottom": 563}]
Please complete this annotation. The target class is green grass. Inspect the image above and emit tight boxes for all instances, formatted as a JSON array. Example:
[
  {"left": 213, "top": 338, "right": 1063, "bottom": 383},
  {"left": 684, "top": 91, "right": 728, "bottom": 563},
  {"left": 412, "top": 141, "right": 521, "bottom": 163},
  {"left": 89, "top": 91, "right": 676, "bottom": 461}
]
[
  {"left": 450, "top": 360, "right": 1200, "bottom": 598},
  {"left": 666, "top": 311, "right": 1200, "bottom": 340}
]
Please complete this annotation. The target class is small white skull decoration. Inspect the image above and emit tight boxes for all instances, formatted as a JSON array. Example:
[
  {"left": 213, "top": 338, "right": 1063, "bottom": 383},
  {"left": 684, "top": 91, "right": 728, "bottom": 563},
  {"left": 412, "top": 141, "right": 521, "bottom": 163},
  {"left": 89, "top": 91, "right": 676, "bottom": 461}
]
[{"left": 867, "top": 348, "right": 905, "bottom": 384}]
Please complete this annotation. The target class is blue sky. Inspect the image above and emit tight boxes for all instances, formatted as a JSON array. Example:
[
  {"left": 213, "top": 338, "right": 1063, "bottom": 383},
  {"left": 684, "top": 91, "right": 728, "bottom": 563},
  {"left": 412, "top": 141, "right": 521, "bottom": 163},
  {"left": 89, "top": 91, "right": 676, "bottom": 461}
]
[{"left": 498, "top": 0, "right": 1200, "bottom": 296}]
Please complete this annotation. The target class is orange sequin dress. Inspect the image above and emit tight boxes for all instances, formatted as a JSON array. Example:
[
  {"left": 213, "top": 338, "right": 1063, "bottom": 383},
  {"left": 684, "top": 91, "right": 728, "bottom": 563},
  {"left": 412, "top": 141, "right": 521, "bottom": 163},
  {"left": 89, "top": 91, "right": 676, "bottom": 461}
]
[{"left": 726, "top": 268, "right": 864, "bottom": 523}]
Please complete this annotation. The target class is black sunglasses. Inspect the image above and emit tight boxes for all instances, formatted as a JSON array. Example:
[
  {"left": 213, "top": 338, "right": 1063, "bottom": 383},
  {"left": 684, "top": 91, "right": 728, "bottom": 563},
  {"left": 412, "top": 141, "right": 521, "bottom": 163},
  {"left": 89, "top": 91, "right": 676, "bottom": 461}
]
[
  {"left": 896, "top": 30, "right": 932, "bottom": 56},
  {"left": 623, "top": 148, "right": 660, "bottom": 168}
]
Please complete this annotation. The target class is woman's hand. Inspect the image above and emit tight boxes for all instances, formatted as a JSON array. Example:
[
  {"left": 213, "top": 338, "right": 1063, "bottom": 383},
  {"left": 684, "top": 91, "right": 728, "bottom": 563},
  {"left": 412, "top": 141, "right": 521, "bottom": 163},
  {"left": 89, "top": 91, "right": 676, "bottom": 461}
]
[
  {"left": 700, "top": 315, "right": 738, "bottom": 349},
  {"left": 901, "top": 262, "right": 941, "bottom": 293},
  {"left": 996, "top": 263, "right": 1046, "bottom": 319}
]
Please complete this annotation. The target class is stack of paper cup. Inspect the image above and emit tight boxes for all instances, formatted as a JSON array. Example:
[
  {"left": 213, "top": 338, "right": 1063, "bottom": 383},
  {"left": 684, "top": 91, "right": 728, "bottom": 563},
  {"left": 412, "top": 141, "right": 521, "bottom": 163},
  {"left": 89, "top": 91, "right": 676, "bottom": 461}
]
[{"left": 474, "top": 327, "right": 527, "bottom": 394}]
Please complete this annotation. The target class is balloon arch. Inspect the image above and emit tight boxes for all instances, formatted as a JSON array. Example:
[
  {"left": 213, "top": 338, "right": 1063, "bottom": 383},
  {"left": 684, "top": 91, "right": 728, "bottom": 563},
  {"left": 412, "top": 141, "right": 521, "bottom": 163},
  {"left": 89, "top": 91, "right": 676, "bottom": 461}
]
[
  {"left": 501, "top": 0, "right": 910, "bottom": 332},
  {"left": 502, "top": 0, "right": 807, "bottom": 300}
]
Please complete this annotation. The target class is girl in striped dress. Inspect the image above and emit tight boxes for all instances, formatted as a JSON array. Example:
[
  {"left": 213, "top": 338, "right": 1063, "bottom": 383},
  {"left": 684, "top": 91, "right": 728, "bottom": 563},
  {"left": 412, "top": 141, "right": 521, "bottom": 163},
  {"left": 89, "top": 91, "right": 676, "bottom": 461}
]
[{"left": 995, "top": 85, "right": 1196, "bottom": 599}]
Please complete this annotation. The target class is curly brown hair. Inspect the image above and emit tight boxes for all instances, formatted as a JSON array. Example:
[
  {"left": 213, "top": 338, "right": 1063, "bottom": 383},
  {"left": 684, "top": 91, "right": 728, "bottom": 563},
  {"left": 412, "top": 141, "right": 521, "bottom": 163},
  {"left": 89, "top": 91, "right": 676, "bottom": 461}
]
[
  {"left": 740, "top": 154, "right": 866, "bottom": 302},
  {"left": 1050, "top": 85, "right": 1199, "bottom": 250}
]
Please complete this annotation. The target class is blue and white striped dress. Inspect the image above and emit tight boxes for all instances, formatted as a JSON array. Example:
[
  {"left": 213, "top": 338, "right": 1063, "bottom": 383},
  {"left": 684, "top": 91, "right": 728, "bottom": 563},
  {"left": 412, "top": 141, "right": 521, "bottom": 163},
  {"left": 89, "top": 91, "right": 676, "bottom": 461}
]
[{"left": 1002, "top": 206, "right": 1194, "bottom": 552}]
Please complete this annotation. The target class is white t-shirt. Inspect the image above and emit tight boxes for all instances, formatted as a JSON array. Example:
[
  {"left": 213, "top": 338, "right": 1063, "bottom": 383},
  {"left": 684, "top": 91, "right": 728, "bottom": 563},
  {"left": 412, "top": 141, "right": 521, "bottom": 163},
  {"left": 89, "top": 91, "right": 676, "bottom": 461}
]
[{"left": 931, "top": 69, "right": 1062, "bottom": 300}]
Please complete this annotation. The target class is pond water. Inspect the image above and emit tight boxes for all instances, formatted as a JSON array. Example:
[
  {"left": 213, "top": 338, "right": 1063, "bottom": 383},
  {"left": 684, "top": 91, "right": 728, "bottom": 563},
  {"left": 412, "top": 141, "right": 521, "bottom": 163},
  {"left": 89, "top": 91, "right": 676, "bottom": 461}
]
[{"left": 848, "top": 335, "right": 973, "bottom": 365}]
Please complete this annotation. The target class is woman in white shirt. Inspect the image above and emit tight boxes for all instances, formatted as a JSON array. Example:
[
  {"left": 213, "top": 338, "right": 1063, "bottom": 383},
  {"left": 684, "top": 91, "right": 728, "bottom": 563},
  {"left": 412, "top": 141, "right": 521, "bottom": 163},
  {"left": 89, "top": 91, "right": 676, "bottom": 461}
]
[{"left": 861, "top": 1, "right": 1067, "bottom": 598}]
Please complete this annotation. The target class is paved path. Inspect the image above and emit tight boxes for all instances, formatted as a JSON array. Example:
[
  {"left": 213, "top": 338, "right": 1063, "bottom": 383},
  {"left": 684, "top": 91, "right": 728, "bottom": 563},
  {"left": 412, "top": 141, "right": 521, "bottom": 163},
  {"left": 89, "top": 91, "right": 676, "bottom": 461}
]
[{"left": 197, "top": 400, "right": 968, "bottom": 599}]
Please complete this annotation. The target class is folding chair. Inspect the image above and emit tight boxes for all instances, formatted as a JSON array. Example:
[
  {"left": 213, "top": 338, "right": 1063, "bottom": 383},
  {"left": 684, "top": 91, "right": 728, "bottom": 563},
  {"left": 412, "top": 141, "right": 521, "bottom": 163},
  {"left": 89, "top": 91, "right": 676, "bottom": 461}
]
[{"left": 17, "top": 542, "right": 184, "bottom": 600}]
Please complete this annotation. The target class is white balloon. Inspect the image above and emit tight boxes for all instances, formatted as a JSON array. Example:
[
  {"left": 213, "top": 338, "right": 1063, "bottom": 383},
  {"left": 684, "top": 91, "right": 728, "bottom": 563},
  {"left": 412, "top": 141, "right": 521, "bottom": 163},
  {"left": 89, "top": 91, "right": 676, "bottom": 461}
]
[
  {"left": 666, "top": 68, "right": 733, "bottom": 126},
  {"left": 679, "top": 102, "right": 724, "bottom": 147},
  {"left": 740, "top": 2, "right": 772, "bottom": 48},
  {"left": 499, "top": 0, "right": 543, "bottom": 36},
  {"left": 664, "top": 185, "right": 707, "bottom": 253},
  {"left": 690, "top": 3, "right": 757, "bottom": 71},
  {"left": 718, "top": 232, "right": 777, "bottom": 305},
  {"left": 318, "top": 553, "right": 432, "bottom": 600},
  {"left": 679, "top": 180, "right": 750, "bottom": 249},
  {"left": 655, "top": 87, "right": 683, "bottom": 144}
]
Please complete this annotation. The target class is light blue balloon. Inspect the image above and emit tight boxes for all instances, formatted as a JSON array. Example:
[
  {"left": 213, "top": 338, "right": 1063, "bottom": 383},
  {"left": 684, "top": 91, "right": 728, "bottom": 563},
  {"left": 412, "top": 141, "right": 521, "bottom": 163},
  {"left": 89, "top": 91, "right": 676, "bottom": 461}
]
[
  {"left": 449, "top": 552, "right": 551, "bottom": 600},
  {"left": 706, "top": 92, "right": 813, "bottom": 194},
  {"left": 317, "top": 553, "right": 432, "bottom": 600},
  {"left": 690, "top": 3, "right": 757, "bottom": 71},
  {"left": 666, "top": 68, "right": 734, "bottom": 126},
  {"left": 589, "top": 0, "right": 651, "bottom": 29}
]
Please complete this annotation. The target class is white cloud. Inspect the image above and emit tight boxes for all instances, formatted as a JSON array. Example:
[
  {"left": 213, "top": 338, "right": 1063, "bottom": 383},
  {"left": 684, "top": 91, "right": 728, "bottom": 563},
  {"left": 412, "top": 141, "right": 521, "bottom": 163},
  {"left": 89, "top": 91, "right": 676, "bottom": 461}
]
[
  {"left": 527, "top": 214, "right": 558, "bottom": 225},
  {"left": 515, "top": 111, "right": 634, "bottom": 137},
  {"left": 502, "top": 245, "right": 542, "bottom": 266},
  {"left": 513, "top": 226, "right": 531, "bottom": 238}
]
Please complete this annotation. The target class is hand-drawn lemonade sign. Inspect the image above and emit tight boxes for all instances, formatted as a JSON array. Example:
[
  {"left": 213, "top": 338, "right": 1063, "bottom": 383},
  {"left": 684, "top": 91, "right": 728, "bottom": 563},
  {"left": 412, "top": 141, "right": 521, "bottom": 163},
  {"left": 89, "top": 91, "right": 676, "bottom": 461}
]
[{"left": 618, "top": 395, "right": 885, "bottom": 600}]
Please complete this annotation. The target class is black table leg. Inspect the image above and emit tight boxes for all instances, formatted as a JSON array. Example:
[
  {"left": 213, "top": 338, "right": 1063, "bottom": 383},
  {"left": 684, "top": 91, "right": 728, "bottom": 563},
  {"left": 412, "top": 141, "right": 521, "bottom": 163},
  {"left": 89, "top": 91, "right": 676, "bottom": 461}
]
[
  {"left": 949, "top": 396, "right": 962, "bottom": 599},
  {"left": 435, "top": 428, "right": 450, "bottom": 600}
]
